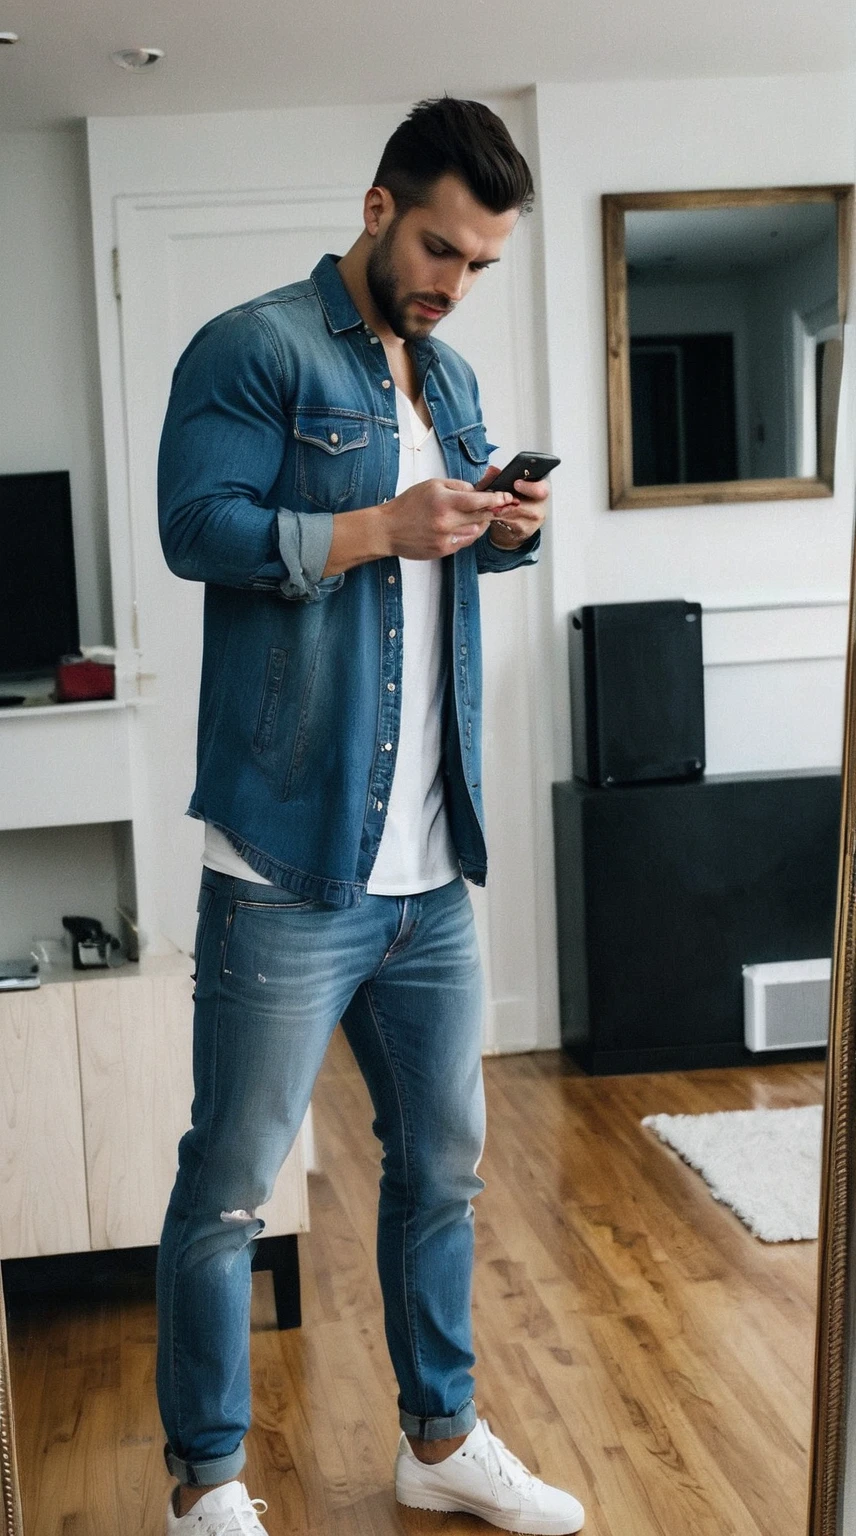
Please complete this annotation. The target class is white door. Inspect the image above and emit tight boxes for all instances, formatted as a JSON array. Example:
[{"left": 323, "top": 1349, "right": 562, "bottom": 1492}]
[{"left": 115, "top": 192, "right": 363, "bottom": 953}]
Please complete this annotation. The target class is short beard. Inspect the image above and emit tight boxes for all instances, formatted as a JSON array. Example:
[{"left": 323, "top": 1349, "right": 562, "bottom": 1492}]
[
  {"left": 366, "top": 218, "right": 413, "bottom": 339},
  {"left": 366, "top": 218, "right": 451, "bottom": 342}
]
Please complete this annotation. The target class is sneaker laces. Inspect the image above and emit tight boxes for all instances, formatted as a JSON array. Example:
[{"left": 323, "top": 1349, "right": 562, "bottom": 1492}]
[{"left": 477, "top": 1422, "right": 539, "bottom": 1497}]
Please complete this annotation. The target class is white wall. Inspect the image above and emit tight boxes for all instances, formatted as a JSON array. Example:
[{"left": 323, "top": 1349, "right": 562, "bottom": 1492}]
[
  {"left": 0, "top": 129, "right": 124, "bottom": 964},
  {"left": 522, "top": 73, "right": 856, "bottom": 1046},
  {"left": 0, "top": 127, "right": 111, "bottom": 647},
  {"left": 535, "top": 73, "right": 856, "bottom": 777}
]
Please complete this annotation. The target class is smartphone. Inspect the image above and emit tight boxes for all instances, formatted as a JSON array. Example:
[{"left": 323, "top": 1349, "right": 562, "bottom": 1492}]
[{"left": 489, "top": 451, "right": 561, "bottom": 494}]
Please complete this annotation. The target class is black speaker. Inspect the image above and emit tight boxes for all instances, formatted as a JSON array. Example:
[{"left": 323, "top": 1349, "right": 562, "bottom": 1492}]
[{"left": 569, "top": 600, "right": 705, "bottom": 786}]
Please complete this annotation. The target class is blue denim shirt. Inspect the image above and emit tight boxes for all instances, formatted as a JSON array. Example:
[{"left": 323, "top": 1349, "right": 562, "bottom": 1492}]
[{"left": 158, "top": 254, "right": 539, "bottom": 907}]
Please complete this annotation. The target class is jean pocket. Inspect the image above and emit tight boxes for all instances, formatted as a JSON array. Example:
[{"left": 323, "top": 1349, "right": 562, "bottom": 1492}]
[{"left": 221, "top": 893, "right": 321, "bottom": 978}]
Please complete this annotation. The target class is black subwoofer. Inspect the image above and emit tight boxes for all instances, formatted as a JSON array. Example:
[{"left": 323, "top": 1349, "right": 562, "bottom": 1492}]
[{"left": 569, "top": 600, "right": 705, "bottom": 786}]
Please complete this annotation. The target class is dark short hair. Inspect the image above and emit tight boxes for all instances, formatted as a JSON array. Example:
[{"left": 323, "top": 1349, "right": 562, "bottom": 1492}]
[{"left": 374, "top": 97, "right": 534, "bottom": 217}]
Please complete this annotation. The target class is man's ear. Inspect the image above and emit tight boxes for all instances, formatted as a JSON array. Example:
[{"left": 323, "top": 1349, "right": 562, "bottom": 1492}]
[{"left": 364, "top": 185, "right": 395, "bottom": 238}]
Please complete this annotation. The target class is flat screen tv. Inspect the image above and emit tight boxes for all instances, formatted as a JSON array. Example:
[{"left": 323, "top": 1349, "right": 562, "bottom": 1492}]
[{"left": 0, "top": 471, "right": 80, "bottom": 676}]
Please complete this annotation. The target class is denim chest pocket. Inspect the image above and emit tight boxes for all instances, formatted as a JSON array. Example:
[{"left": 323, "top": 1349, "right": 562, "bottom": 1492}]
[
  {"left": 294, "top": 411, "right": 369, "bottom": 511},
  {"left": 456, "top": 423, "right": 491, "bottom": 485}
]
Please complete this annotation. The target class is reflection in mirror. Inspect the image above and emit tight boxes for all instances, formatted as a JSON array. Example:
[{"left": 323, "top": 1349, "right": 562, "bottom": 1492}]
[{"left": 603, "top": 188, "right": 853, "bottom": 508}]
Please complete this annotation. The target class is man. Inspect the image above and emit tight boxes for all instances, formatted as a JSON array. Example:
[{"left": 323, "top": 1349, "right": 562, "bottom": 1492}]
[{"left": 156, "top": 97, "right": 584, "bottom": 1536}]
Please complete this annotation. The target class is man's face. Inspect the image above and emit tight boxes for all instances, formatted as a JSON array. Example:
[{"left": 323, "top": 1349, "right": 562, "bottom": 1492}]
[{"left": 365, "top": 173, "right": 519, "bottom": 342}]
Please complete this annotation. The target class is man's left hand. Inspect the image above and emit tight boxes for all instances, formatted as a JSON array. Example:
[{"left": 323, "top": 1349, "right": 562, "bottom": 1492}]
[{"left": 477, "top": 465, "right": 549, "bottom": 549}]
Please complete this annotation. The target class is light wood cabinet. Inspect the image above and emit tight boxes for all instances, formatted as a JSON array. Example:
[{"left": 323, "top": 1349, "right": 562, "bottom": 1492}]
[
  {"left": 0, "top": 983, "right": 90, "bottom": 1258},
  {"left": 0, "top": 955, "right": 308, "bottom": 1261}
]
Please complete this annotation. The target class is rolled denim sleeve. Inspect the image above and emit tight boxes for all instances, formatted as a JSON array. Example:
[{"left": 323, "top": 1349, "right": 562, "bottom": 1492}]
[
  {"left": 276, "top": 510, "right": 342, "bottom": 601},
  {"left": 475, "top": 526, "right": 541, "bottom": 573},
  {"left": 158, "top": 308, "right": 338, "bottom": 603}
]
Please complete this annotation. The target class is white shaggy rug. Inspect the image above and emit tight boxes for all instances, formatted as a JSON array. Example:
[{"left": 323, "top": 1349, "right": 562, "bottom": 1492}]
[{"left": 642, "top": 1105, "right": 823, "bottom": 1242}]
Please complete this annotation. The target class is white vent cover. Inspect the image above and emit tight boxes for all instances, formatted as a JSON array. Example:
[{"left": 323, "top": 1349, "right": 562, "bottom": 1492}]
[{"left": 743, "top": 958, "right": 831, "bottom": 1052}]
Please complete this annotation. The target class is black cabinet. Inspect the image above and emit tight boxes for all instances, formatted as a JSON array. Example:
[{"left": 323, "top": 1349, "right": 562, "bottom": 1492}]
[{"left": 552, "top": 770, "right": 841, "bottom": 1074}]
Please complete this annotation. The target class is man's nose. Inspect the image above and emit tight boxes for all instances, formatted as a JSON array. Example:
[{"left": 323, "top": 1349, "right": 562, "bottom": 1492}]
[{"left": 438, "top": 264, "right": 469, "bottom": 303}]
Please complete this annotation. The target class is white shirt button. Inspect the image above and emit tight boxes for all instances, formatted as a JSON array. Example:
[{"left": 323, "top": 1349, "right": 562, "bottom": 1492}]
[
  {"left": 387, "top": 681, "right": 396, "bottom": 691},
  {"left": 382, "top": 379, "right": 392, "bottom": 390},
  {"left": 329, "top": 431, "right": 339, "bottom": 445},
  {"left": 376, "top": 799, "right": 384, "bottom": 811},
  {"left": 387, "top": 575, "right": 396, "bottom": 585},
  {"left": 393, "top": 432, "right": 399, "bottom": 440},
  {"left": 383, "top": 742, "right": 393, "bottom": 751},
  {"left": 388, "top": 628, "right": 397, "bottom": 638}
]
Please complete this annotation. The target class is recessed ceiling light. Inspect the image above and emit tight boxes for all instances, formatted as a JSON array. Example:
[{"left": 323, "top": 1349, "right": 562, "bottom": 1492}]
[
  {"left": 111, "top": 46, "right": 165, "bottom": 70},
  {"left": 0, "top": 32, "right": 20, "bottom": 44}
]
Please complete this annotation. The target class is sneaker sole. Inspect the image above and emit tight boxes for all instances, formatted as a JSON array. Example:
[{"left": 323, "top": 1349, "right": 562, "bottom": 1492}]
[{"left": 395, "top": 1488, "right": 584, "bottom": 1534}]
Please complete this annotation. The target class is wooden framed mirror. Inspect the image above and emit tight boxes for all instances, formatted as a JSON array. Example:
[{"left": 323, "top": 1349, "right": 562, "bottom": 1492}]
[{"left": 603, "top": 186, "right": 853, "bottom": 509}]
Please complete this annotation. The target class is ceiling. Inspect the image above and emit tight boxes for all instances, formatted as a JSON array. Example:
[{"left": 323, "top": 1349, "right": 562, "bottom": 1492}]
[
  {"left": 626, "top": 202, "right": 839, "bottom": 280},
  {"left": 1, "top": 0, "right": 855, "bottom": 133}
]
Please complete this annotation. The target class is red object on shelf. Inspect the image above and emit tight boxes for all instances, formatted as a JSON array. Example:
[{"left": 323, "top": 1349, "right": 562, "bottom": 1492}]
[{"left": 55, "top": 658, "right": 115, "bottom": 703}]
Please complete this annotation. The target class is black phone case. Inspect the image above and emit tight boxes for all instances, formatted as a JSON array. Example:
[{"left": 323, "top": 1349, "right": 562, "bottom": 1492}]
[{"left": 490, "top": 452, "right": 560, "bottom": 493}]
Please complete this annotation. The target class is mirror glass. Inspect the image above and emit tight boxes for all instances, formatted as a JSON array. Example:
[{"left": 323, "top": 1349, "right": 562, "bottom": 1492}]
[
  {"left": 627, "top": 202, "right": 840, "bottom": 484},
  {"left": 603, "top": 189, "right": 852, "bottom": 508}
]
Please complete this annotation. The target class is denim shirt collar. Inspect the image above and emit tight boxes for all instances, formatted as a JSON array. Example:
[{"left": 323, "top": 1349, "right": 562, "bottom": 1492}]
[
  {"left": 311, "top": 254, "right": 437, "bottom": 386},
  {"left": 311, "top": 254, "right": 364, "bottom": 334}
]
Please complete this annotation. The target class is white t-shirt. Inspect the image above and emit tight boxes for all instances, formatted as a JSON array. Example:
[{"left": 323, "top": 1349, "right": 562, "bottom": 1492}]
[{"left": 203, "top": 387, "right": 459, "bottom": 895}]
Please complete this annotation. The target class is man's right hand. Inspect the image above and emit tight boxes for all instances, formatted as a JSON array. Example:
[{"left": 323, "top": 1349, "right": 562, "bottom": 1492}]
[
  {"left": 380, "top": 479, "right": 517, "bottom": 560},
  {"left": 323, "top": 479, "right": 517, "bottom": 576}
]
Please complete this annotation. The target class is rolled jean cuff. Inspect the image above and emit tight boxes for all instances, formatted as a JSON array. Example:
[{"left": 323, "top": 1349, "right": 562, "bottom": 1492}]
[
  {"left": 398, "top": 1398, "right": 477, "bottom": 1441},
  {"left": 164, "top": 1441, "right": 246, "bottom": 1487}
]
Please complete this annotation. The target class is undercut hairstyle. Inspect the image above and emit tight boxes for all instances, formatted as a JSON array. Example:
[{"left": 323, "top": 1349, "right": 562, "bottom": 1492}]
[{"left": 374, "top": 97, "right": 534, "bottom": 217}]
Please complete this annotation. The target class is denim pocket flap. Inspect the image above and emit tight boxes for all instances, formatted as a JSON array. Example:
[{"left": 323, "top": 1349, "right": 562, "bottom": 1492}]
[
  {"left": 457, "top": 424, "right": 492, "bottom": 466},
  {"left": 294, "top": 413, "right": 369, "bottom": 455}
]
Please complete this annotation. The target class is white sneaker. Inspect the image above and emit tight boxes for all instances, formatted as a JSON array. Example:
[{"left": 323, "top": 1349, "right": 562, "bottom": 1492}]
[
  {"left": 395, "top": 1418, "right": 585, "bottom": 1534},
  {"left": 165, "top": 1480, "right": 269, "bottom": 1535}
]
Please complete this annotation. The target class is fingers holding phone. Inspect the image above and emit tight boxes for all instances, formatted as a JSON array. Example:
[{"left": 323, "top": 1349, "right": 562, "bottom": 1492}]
[{"left": 479, "top": 451, "right": 559, "bottom": 547}]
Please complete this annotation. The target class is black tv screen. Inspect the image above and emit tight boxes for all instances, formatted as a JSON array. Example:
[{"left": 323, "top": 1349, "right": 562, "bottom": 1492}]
[{"left": 0, "top": 471, "right": 80, "bottom": 675}]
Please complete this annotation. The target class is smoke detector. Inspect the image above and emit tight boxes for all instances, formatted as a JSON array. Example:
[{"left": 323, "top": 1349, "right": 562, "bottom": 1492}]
[{"left": 111, "top": 47, "right": 165, "bottom": 70}]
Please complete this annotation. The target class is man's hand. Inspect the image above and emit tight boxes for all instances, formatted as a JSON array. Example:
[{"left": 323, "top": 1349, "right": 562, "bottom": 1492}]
[
  {"left": 379, "top": 478, "right": 516, "bottom": 560},
  {"left": 322, "top": 478, "right": 522, "bottom": 578},
  {"left": 478, "top": 464, "right": 549, "bottom": 549}
]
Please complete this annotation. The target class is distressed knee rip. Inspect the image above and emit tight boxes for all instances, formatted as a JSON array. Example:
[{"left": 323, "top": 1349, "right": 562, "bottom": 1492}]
[{"left": 220, "top": 1207, "right": 258, "bottom": 1224}]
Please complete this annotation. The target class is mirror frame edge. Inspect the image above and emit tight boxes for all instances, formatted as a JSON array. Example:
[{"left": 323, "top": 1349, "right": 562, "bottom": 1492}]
[
  {"left": 808, "top": 526, "right": 856, "bottom": 1536},
  {"left": 0, "top": 1264, "right": 24, "bottom": 1536},
  {"left": 602, "top": 184, "right": 855, "bottom": 510}
]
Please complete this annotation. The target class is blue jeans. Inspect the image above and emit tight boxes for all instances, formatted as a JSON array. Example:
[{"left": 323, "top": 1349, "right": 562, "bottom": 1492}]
[{"left": 156, "top": 870, "right": 486, "bottom": 1487}]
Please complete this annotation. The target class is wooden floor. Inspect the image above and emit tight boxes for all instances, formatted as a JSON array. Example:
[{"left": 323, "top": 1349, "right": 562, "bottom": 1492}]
[{"left": 7, "top": 1031, "right": 823, "bottom": 1535}]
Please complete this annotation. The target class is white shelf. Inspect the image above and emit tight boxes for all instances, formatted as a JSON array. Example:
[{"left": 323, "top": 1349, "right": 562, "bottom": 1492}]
[
  {"left": 33, "top": 952, "right": 191, "bottom": 988},
  {"left": 0, "top": 700, "right": 134, "bottom": 831},
  {"left": 0, "top": 697, "right": 131, "bottom": 721}
]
